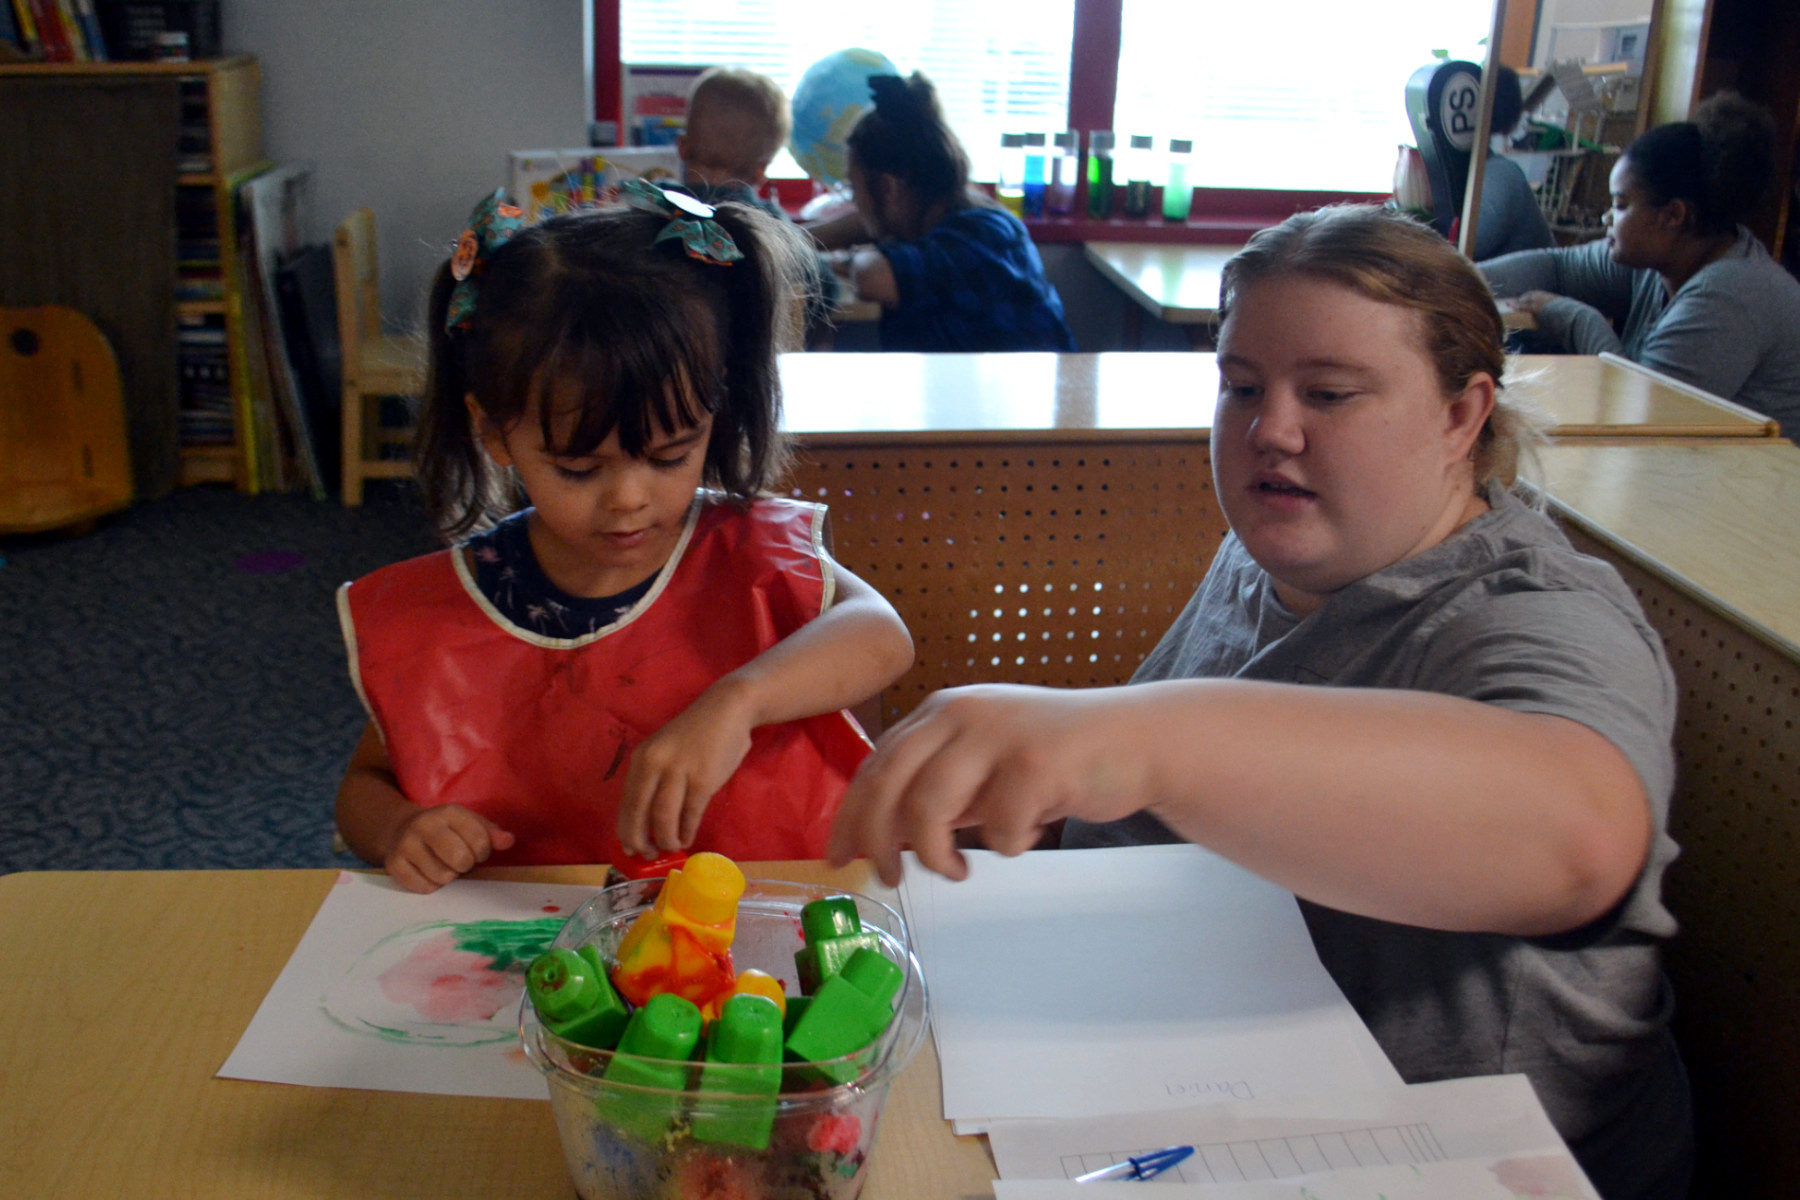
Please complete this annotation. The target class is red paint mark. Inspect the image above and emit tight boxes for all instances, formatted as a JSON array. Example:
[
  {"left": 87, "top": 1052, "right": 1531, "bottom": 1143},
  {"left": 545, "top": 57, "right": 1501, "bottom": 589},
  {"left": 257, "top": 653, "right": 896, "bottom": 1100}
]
[
  {"left": 542, "top": 905, "right": 561, "bottom": 913},
  {"left": 807, "top": 1113, "right": 862, "bottom": 1156},
  {"left": 376, "top": 931, "right": 517, "bottom": 1023}
]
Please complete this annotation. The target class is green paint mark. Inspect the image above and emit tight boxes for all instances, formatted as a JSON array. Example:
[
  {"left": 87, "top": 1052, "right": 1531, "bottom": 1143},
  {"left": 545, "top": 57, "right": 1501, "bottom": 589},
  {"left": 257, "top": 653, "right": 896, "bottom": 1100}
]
[{"left": 449, "top": 916, "right": 567, "bottom": 972}]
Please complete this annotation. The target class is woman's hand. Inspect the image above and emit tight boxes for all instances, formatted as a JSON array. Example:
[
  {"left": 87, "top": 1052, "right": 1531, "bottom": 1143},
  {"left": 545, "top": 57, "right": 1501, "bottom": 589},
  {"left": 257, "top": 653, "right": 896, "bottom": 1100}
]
[
  {"left": 1512, "top": 289, "right": 1563, "bottom": 316},
  {"left": 616, "top": 679, "right": 758, "bottom": 858},
  {"left": 385, "top": 804, "right": 514, "bottom": 894},
  {"left": 827, "top": 684, "right": 1152, "bottom": 886}
]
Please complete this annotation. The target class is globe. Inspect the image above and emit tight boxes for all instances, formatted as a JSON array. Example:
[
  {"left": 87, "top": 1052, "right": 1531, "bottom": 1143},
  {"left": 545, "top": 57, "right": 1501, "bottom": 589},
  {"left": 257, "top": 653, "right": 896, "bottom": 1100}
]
[{"left": 788, "top": 48, "right": 900, "bottom": 186}]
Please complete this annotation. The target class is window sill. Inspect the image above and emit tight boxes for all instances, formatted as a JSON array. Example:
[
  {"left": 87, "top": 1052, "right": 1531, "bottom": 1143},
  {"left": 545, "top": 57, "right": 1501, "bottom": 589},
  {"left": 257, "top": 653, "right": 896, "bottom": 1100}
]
[{"left": 1027, "top": 188, "right": 1386, "bottom": 245}]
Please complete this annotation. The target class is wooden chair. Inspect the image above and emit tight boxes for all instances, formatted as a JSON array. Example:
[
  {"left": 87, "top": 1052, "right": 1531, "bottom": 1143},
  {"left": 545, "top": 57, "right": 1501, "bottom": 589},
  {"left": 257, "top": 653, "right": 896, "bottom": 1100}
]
[{"left": 332, "top": 208, "right": 424, "bottom": 505}]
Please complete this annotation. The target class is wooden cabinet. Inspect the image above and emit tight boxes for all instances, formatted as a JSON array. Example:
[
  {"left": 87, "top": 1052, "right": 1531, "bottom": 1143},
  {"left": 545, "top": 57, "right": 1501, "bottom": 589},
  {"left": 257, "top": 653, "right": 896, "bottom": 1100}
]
[{"left": 0, "top": 55, "right": 264, "bottom": 496}]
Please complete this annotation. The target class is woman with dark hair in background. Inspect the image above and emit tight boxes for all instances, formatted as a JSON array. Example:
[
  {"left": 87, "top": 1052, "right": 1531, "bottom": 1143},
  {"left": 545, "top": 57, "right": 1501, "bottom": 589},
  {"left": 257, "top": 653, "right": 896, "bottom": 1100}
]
[
  {"left": 809, "top": 71, "right": 1075, "bottom": 352},
  {"left": 1483, "top": 92, "right": 1800, "bottom": 432}
]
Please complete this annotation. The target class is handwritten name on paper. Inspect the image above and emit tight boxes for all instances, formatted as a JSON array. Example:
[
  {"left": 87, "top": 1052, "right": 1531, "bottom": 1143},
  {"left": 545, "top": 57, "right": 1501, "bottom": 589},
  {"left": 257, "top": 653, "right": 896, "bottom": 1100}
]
[{"left": 1164, "top": 1079, "right": 1254, "bottom": 1101}]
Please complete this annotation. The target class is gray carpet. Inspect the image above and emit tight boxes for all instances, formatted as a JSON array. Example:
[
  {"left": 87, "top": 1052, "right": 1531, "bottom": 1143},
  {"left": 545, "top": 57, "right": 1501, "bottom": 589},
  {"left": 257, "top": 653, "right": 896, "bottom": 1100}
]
[{"left": 0, "top": 483, "right": 436, "bottom": 873}]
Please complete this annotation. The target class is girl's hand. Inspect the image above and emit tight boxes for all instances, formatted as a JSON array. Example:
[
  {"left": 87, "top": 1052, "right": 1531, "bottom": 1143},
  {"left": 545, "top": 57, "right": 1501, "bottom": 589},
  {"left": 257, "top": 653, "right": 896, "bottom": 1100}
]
[
  {"left": 827, "top": 684, "right": 1152, "bottom": 886},
  {"left": 385, "top": 804, "right": 515, "bottom": 894},
  {"left": 617, "top": 682, "right": 757, "bottom": 858}
]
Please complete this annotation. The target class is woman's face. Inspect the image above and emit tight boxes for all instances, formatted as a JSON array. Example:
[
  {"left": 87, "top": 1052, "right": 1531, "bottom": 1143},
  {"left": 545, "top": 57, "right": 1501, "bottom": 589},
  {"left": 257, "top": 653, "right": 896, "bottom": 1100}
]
[
  {"left": 1211, "top": 275, "right": 1495, "bottom": 615},
  {"left": 1604, "top": 158, "right": 1678, "bottom": 269}
]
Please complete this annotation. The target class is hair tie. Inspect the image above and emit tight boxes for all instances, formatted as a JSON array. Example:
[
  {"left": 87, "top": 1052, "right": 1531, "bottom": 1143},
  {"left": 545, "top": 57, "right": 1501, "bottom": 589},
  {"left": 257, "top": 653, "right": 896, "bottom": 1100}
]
[
  {"left": 445, "top": 189, "right": 525, "bottom": 333},
  {"left": 620, "top": 178, "right": 743, "bottom": 266}
]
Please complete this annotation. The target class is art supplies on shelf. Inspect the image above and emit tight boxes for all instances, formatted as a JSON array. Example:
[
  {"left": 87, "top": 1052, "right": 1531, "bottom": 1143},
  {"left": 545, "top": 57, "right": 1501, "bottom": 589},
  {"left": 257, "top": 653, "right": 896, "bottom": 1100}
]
[{"left": 507, "top": 146, "right": 681, "bottom": 223}]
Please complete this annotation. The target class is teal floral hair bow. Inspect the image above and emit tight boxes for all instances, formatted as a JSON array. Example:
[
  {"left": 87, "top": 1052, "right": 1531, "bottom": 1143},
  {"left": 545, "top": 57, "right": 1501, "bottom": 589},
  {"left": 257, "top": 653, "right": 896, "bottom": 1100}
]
[
  {"left": 445, "top": 189, "right": 526, "bottom": 333},
  {"left": 620, "top": 177, "right": 743, "bottom": 266}
]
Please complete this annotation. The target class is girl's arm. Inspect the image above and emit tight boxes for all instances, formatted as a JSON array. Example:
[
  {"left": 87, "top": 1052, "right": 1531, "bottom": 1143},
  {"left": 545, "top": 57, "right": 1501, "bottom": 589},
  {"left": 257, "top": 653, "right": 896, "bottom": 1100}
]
[
  {"left": 617, "top": 563, "right": 915, "bottom": 857},
  {"left": 805, "top": 208, "right": 872, "bottom": 250},
  {"left": 848, "top": 247, "right": 901, "bottom": 307},
  {"left": 827, "top": 679, "right": 1652, "bottom": 937},
  {"left": 335, "top": 720, "right": 514, "bottom": 892}
]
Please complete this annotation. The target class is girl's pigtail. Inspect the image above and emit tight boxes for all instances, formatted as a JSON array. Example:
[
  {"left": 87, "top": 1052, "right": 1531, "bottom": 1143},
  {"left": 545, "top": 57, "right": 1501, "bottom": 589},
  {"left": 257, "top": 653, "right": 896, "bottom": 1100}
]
[
  {"left": 415, "top": 261, "right": 496, "bottom": 540},
  {"left": 703, "top": 202, "right": 805, "bottom": 498}
]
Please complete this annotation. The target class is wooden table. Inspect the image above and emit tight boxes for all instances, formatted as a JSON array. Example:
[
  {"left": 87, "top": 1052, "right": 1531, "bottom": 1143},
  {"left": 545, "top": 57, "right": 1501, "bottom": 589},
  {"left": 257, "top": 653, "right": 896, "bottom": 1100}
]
[
  {"left": 1081, "top": 242, "right": 1242, "bottom": 348},
  {"left": 781, "top": 351, "right": 1776, "bottom": 445},
  {"left": 0, "top": 863, "right": 995, "bottom": 1199},
  {"left": 1539, "top": 440, "right": 1800, "bottom": 655}
]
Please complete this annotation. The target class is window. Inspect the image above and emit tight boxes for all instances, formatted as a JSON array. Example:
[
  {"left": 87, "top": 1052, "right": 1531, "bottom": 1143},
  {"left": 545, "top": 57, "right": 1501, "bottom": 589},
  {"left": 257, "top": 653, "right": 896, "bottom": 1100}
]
[
  {"left": 620, "top": 0, "right": 1075, "bottom": 179},
  {"left": 1112, "top": 0, "right": 1495, "bottom": 192}
]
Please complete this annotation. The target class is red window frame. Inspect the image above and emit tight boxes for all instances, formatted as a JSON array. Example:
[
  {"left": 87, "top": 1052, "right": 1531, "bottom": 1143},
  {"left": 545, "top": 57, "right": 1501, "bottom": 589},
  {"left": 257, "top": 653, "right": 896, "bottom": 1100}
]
[{"left": 591, "top": 0, "right": 1381, "bottom": 240}]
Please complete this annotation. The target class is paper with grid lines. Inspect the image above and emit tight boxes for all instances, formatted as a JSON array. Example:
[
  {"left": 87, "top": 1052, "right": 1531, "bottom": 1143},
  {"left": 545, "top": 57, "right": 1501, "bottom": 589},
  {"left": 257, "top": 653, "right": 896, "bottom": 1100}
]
[{"left": 985, "top": 1073, "right": 1594, "bottom": 1198}]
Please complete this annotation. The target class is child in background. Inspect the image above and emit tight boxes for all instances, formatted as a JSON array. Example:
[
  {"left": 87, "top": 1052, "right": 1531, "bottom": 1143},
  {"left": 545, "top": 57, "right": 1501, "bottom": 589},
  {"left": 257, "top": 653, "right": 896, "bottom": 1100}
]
[
  {"left": 335, "top": 186, "right": 914, "bottom": 893},
  {"left": 809, "top": 71, "right": 1076, "bottom": 353},
  {"left": 678, "top": 66, "right": 842, "bottom": 345}
]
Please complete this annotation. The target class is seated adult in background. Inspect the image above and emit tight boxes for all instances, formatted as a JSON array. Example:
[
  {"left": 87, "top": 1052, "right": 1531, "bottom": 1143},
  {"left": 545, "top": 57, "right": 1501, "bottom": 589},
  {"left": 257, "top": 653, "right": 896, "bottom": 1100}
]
[
  {"left": 1483, "top": 92, "right": 1800, "bottom": 433},
  {"left": 808, "top": 72, "right": 1076, "bottom": 353},
  {"left": 830, "top": 206, "right": 1691, "bottom": 1200},
  {"left": 678, "top": 66, "right": 841, "bottom": 344},
  {"left": 1472, "top": 66, "right": 1556, "bottom": 261}
]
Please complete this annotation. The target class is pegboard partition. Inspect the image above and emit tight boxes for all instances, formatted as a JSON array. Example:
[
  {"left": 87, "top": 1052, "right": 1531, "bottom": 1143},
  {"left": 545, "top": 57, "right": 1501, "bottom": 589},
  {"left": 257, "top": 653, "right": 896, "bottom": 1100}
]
[
  {"left": 786, "top": 438, "right": 1229, "bottom": 727},
  {"left": 1562, "top": 522, "right": 1800, "bottom": 1196}
]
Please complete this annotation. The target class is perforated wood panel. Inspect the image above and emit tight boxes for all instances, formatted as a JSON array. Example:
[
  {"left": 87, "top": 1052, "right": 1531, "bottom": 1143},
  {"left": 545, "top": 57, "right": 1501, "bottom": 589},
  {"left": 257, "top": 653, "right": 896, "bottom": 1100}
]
[
  {"left": 786, "top": 439, "right": 1228, "bottom": 727},
  {"left": 1563, "top": 523, "right": 1800, "bottom": 1197}
]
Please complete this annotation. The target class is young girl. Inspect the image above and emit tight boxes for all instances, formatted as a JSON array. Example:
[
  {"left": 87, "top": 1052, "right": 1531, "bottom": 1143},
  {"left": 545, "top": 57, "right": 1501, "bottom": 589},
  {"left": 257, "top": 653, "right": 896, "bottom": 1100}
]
[
  {"left": 831, "top": 206, "right": 1690, "bottom": 1200},
  {"left": 808, "top": 71, "right": 1076, "bottom": 353},
  {"left": 336, "top": 184, "right": 913, "bottom": 893}
]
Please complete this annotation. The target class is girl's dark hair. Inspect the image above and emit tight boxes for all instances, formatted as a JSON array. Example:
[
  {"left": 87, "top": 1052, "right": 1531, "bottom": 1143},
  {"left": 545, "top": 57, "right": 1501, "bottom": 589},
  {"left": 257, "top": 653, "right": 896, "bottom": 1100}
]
[
  {"left": 1623, "top": 91, "right": 1776, "bottom": 236},
  {"left": 845, "top": 72, "right": 972, "bottom": 212},
  {"left": 416, "top": 198, "right": 808, "bottom": 540}
]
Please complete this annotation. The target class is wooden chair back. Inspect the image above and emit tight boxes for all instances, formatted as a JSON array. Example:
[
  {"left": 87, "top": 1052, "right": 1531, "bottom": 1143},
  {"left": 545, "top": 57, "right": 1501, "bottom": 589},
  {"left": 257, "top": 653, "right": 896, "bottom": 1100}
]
[{"left": 332, "top": 208, "right": 424, "bottom": 505}]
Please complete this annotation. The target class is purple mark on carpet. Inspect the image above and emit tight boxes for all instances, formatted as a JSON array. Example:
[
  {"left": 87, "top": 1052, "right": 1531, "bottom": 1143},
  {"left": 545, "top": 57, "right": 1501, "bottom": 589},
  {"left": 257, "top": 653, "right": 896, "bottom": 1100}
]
[{"left": 234, "top": 550, "right": 307, "bottom": 574}]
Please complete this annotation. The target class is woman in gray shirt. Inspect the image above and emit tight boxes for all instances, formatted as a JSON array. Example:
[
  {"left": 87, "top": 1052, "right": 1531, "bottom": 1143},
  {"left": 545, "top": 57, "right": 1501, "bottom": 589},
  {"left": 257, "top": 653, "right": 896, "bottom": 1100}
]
[
  {"left": 829, "top": 206, "right": 1690, "bottom": 1200},
  {"left": 1483, "top": 92, "right": 1800, "bottom": 433}
]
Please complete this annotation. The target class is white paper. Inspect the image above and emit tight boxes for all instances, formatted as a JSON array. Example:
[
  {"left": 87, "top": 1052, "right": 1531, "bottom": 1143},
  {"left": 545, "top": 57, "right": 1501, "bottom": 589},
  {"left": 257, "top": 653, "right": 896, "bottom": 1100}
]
[
  {"left": 899, "top": 846, "right": 1400, "bottom": 1124},
  {"left": 218, "top": 872, "right": 604, "bottom": 1099},
  {"left": 986, "top": 1074, "right": 1591, "bottom": 1198},
  {"left": 994, "top": 1156, "right": 1598, "bottom": 1199}
]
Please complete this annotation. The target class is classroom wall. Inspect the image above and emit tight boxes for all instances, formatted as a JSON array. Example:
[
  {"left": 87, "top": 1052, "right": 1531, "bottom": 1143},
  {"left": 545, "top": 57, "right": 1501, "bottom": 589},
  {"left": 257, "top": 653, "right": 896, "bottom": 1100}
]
[{"left": 224, "top": 0, "right": 590, "bottom": 334}]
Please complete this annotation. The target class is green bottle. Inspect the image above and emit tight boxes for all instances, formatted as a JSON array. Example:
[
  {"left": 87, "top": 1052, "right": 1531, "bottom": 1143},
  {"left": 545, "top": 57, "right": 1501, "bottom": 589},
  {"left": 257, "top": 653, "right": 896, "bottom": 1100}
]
[{"left": 1086, "top": 131, "right": 1115, "bottom": 219}]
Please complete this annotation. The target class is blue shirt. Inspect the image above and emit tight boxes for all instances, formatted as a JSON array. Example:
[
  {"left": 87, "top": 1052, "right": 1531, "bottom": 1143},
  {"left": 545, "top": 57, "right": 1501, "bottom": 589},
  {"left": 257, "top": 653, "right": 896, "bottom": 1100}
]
[{"left": 878, "top": 205, "right": 1076, "bottom": 352}]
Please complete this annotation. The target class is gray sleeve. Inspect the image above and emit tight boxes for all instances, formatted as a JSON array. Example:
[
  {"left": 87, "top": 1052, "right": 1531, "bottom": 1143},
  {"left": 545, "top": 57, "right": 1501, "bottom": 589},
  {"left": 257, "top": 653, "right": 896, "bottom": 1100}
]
[
  {"left": 1630, "top": 277, "right": 1762, "bottom": 402},
  {"left": 1414, "top": 583, "right": 1676, "bottom": 825},
  {"left": 1533, "top": 295, "right": 1626, "bottom": 356},
  {"left": 1481, "top": 239, "right": 1636, "bottom": 317}
]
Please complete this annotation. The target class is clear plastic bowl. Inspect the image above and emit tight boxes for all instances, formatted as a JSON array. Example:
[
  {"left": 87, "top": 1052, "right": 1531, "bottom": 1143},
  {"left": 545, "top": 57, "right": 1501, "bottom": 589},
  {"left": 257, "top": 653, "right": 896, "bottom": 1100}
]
[{"left": 520, "top": 877, "right": 929, "bottom": 1200}]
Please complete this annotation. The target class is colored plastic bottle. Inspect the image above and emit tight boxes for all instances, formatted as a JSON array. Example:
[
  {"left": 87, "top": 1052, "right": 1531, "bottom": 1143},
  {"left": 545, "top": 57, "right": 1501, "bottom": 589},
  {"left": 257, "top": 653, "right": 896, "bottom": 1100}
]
[
  {"left": 1122, "top": 134, "right": 1156, "bottom": 217},
  {"left": 693, "top": 993, "right": 785, "bottom": 1150},
  {"left": 1021, "top": 132, "right": 1048, "bottom": 217},
  {"left": 784, "top": 947, "right": 904, "bottom": 1085},
  {"left": 996, "top": 132, "right": 1026, "bottom": 216},
  {"left": 1085, "top": 131, "right": 1115, "bottom": 218},
  {"left": 526, "top": 944, "right": 630, "bottom": 1050},
  {"left": 1162, "top": 138, "right": 1194, "bottom": 222},
  {"left": 600, "top": 992, "right": 704, "bottom": 1142},
  {"left": 1047, "top": 131, "right": 1078, "bottom": 215},
  {"left": 793, "top": 895, "right": 882, "bottom": 994},
  {"left": 610, "top": 851, "right": 744, "bottom": 1017}
]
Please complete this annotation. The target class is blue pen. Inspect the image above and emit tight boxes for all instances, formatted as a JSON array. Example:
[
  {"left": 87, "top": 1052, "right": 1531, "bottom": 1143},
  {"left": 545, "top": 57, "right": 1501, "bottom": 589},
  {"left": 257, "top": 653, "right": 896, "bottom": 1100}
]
[{"left": 1072, "top": 1145, "right": 1194, "bottom": 1182}]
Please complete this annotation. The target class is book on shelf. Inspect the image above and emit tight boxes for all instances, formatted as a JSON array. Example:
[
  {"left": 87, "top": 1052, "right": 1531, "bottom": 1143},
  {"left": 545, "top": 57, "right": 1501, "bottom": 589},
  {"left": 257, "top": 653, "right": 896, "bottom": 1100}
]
[
  {"left": 26, "top": 0, "right": 72, "bottom": 60},
  {"left": 237, "top": 163, "right": 327, "bottom": 498},
  {"left": 1, "top": 1, "right": 27, "bottom": 56},
  {"left": 70, "top": 0, "right": 103, "bottom": 59}
]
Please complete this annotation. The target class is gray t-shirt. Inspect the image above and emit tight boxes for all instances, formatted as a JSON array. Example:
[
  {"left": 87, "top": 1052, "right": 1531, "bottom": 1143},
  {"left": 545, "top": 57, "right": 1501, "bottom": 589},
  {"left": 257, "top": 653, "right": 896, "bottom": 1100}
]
[
  {"left": 1065, "top": 485, "right": 1689, "bottom": 1200},
  {"left": 1482, "top": 227, "right": 1800, "bottom": 434}
]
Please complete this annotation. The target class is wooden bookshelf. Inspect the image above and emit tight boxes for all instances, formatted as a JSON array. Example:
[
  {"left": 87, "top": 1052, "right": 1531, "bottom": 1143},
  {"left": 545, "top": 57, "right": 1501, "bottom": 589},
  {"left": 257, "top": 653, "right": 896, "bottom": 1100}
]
[{"left": 0, "top": 55, "right": 264, "bottom": 492}]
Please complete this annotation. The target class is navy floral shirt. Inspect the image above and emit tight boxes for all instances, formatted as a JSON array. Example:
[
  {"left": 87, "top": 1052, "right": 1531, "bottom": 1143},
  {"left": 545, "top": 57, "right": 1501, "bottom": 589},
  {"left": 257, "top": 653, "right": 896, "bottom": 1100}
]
[{"left": 464, "top": 511, "right": 655, "bottom": 638}]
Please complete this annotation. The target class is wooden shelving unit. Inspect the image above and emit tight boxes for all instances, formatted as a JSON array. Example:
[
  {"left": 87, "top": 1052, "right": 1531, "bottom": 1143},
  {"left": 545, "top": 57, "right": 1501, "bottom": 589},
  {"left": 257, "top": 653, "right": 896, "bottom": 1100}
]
[{"left": 0, "top": 55, "right": 265, "bottom": 491}]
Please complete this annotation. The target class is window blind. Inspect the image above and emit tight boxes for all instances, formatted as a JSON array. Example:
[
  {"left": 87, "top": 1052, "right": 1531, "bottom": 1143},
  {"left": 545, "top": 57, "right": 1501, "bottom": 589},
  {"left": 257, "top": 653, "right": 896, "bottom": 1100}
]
[
  {"left": 1113, "top": 0, "right": 1495, "bottom": 192},
  {"left": 621, "top": 0, "right": 1075, "bottom": 180}
]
